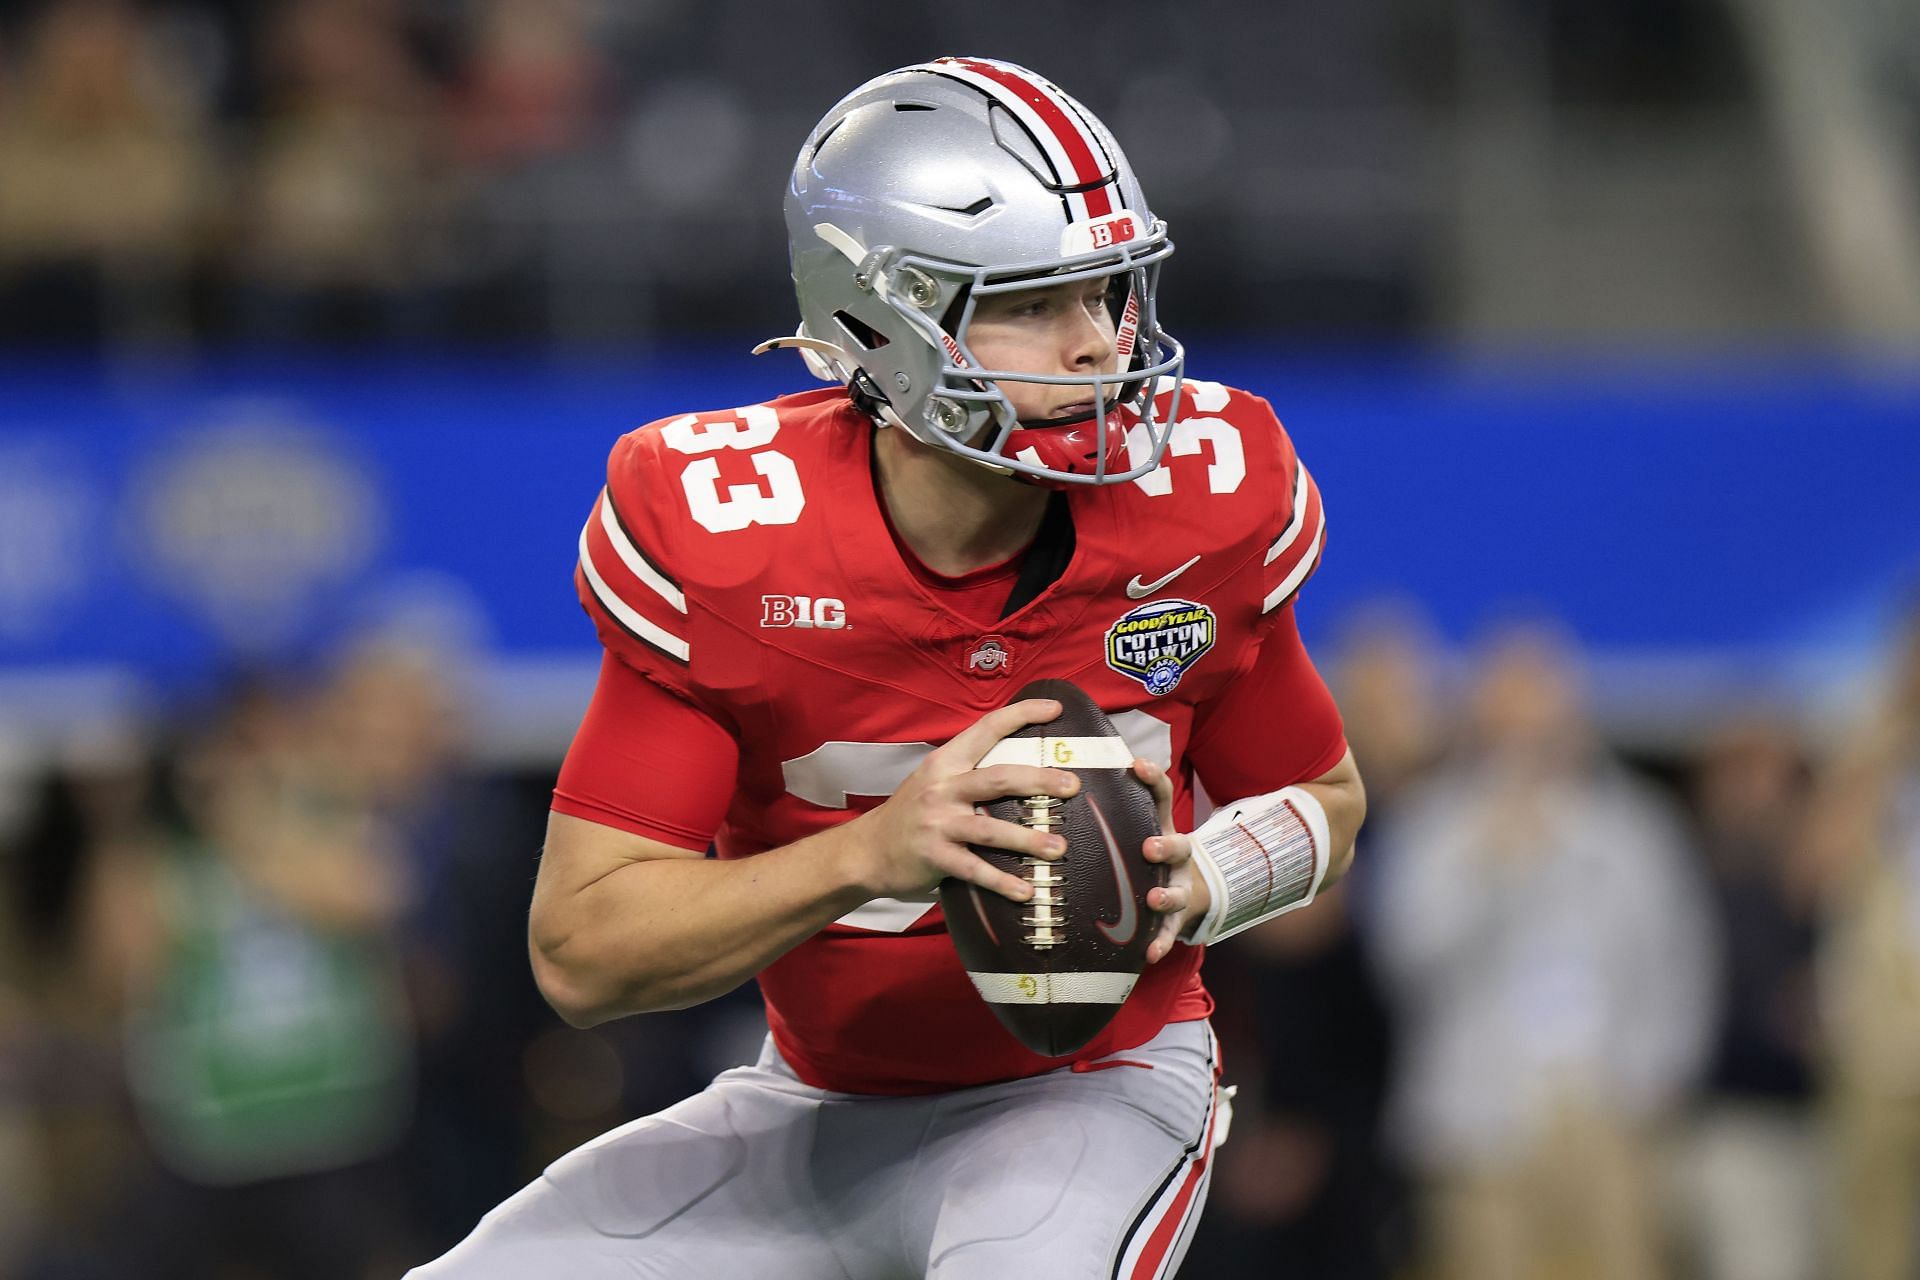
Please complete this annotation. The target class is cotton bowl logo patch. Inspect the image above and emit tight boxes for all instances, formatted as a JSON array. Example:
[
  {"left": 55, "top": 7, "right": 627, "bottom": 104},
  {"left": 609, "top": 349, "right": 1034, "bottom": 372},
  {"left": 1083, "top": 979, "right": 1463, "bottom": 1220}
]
[{"left": 1105, "top": 598, "right": 1216, "bottom": 695}]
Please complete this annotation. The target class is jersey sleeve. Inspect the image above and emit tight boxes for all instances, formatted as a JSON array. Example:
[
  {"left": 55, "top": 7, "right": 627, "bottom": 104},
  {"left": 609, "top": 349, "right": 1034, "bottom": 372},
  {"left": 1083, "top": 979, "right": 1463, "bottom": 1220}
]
[
  {"left": 1186, "top": 604, "right": 1347, "bottom": 805},
  {"left": 551, "top": 652, "right": 739, "bottom": 851},
  {"left": 574, "top": 429, "right": 698, "bottom": 694},
  {"left": 562, "top": 427, "right": 740, "bottom": 849},
  {"left": 1257, "top": 405, "right": 1327, "bottom": 619}
]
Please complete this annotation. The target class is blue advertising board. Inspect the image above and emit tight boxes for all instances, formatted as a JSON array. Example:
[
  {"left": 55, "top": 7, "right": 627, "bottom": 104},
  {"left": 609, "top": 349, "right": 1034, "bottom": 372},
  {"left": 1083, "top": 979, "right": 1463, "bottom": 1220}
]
[{"left": 1, "top": 349, "right": 1915, "bottom": 751}]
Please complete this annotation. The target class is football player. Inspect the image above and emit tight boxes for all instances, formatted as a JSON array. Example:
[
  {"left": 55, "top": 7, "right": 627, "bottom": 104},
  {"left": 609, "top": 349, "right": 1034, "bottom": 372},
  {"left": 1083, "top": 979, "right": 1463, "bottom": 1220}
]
[{"left": 410, "top": 57, "right": 1365, "bottom": 1279}]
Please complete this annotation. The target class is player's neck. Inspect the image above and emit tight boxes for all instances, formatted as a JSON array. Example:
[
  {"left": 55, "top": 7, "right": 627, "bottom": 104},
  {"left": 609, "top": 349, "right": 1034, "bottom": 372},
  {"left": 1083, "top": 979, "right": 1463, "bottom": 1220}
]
[{"left": 872, "top": 426, "right": 1051, "bottom": 577}]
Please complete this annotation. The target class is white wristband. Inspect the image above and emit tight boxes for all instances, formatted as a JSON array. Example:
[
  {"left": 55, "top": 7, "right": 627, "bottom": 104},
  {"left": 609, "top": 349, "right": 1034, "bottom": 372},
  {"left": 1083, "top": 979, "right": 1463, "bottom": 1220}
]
[{"left": 1183, "top": 785, "right": 1330, "bottom": 946}]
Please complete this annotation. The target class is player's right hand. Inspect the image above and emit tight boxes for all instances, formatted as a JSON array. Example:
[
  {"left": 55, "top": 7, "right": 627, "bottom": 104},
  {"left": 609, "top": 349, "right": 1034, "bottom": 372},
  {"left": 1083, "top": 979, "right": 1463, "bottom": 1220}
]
[{"left": 841, "top": 699, "right": 1079, "bottom": 904}]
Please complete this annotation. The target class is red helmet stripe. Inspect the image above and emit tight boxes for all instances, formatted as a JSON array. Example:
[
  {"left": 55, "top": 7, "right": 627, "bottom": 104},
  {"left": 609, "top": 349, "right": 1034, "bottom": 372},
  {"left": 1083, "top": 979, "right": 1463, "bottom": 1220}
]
[{"left": 935, "top": 58, "right": 1117, "bottom": 220}]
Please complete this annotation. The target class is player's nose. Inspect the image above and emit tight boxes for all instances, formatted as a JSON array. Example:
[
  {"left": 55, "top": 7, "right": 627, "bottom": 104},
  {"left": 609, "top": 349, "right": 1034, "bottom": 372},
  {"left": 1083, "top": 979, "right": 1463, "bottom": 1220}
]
[{"left": 1065, "top": 307, "right": 1115, "bottom": 373}]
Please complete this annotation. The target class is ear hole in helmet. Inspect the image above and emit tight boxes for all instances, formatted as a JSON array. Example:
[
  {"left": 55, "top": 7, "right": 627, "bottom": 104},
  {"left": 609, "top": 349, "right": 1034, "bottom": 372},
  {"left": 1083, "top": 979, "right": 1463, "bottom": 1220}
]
[{"left": 834, "top": 310, "right": 890, "bottom": 351}]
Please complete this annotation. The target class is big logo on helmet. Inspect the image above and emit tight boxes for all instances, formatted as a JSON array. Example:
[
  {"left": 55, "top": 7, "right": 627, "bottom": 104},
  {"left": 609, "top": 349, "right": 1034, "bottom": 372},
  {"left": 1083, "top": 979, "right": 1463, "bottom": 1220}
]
[{"left": 1060, "top": 211, "right": 1148, "bottom": 257}]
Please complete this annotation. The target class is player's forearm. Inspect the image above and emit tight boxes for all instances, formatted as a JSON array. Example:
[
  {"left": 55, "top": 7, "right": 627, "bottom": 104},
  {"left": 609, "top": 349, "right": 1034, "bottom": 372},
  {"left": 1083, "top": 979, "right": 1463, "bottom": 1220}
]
[
  {"left": 530, "top": 826, "right": 875, "bottom": 1025},
  {"left": 1274, "top": 747, "right": 1366, "bottom": 892},
  {"left": 1297, "top": 769, "right": 1365, "bottom": 888}
]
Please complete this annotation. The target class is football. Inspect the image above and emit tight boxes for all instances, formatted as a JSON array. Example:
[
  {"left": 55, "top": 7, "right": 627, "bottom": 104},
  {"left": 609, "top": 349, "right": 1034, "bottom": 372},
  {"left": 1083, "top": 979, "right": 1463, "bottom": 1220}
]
[{"left": 941, "top": 678, "right": 1166, "bottom": 1057}]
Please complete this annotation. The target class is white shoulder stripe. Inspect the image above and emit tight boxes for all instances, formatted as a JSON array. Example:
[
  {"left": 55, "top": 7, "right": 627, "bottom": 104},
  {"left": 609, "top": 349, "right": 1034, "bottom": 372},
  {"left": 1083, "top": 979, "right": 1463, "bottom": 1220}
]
[
  {"left": 1264, "top": 463, "right": 1312, "bottom": 566},
  {"left": 578, "top": 520, "right": 691, "bottom": 661},
  {"left": 1262, "top": 510, "right": 1326, "bottom": 614},
  {"left": 599, "top": 490, "right": 686, "bottom": 613}
]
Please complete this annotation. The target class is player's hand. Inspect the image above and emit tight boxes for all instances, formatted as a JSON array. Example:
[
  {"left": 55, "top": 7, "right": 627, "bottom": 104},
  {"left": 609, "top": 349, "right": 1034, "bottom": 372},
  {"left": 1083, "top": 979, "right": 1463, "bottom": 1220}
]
[
  {"left": 1134, "top": 759, "right": 1210, "bottom": 963},
  {"left": 843, "top": 699, "right": 1079, "bottom": 904}
]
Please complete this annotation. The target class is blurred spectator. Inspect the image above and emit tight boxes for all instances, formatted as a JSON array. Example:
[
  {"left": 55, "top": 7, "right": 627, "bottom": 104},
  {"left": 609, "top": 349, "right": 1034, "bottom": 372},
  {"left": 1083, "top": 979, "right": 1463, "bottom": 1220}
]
[
  {"left": 235, "top": 0, "right": 451, "bottom": 342},
  {"left": 314, "top": 629, "right": 557, "bottom": 1255},
  {"left": 1, "top": 724, "right": 160, "bottom": 1279},
  {"left": 435, "top": 0, "right": 619, "bottom": 342},
  {"left": 1372, "top": 624, "right": 1717, "bottom": 1280},
  {"left": 1327, "top": 600, "right": 1450, "bottom": 827},
  {"left": 83, "top": 676, "right": 417, "bottom": 1279},
  {"left": 1807, "top": 596, "right": 1920, "bottom": 1280},
  {"left": 0, "top": 0, "right": 214, "bottom": 345},
  {"left": 1181, "top": 604, "right": 1442, "bottom": 1280},
  {"left": 1672, "top": 716, "right": 1821, "bottom": 1280},
  {"left": 450, "top": 0, "right": 608, "bottom": 171},
  {"left": 0, "top": 0, "right": 1876, "bottom": 346}
]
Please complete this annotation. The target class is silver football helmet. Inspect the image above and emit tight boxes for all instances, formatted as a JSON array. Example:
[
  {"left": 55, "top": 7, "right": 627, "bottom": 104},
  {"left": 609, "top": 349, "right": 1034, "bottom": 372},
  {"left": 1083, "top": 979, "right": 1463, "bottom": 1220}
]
[{"left": 760, "top": 57, "right": 1186, "bottom": 486}]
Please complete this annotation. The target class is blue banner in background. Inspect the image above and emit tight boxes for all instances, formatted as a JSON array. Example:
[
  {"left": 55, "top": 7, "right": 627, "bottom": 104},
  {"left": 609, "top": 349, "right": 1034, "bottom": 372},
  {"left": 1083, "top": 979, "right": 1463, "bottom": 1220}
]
[{"left": 1, "top": 349, "right": 1915, "bottom": 745}]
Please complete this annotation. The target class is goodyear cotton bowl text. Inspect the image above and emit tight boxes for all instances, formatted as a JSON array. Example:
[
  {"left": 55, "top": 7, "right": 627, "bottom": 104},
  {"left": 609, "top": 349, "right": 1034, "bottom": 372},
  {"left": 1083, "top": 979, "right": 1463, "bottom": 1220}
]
[{"left": 1105, "top": 598, "right": 1217, "bottom": 695}]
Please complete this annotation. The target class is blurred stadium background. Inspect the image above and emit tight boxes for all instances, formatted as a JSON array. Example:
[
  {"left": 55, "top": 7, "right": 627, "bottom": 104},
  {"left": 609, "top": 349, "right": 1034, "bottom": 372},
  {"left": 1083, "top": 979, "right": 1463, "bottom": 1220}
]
[{"left": 2, "top": 0, "right": 1919, "bottom": 1277}]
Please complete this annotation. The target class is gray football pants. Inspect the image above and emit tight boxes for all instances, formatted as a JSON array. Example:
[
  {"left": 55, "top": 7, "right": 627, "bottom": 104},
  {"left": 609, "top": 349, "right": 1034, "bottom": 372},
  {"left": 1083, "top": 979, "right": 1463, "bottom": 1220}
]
[{"left": 407, "top": 1019, "right": 1225, "bottom": 1280}]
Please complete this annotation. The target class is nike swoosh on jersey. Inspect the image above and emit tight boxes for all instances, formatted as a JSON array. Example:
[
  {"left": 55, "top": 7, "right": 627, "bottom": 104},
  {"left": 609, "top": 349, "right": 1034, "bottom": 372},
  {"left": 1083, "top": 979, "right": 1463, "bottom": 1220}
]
[
  {"left": 1087, "top": 795, "right": 1140, "bottom": 947},
  {"left": 1126, "top": 555, "right": 1201, "bottom": 599}
]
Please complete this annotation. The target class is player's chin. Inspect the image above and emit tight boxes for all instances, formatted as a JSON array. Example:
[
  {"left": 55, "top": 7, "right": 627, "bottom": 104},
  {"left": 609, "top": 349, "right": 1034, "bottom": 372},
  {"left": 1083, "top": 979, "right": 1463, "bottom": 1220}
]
[{"left": 1006, "top": 390, "right": 1097, "bottom": 424}]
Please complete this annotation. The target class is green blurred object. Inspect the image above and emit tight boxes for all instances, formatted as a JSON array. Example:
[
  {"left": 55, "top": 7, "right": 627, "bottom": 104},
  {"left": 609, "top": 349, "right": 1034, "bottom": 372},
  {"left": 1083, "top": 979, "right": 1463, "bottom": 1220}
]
[{"left": 124, "top": 837, "right": 412, "bottom": 1185}]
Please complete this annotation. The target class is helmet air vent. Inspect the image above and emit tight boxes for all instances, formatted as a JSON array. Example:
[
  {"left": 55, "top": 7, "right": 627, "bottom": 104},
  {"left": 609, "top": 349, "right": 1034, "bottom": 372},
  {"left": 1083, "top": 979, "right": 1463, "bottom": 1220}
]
[
  {"left": 833, "top": 310, "right": 890, "bottom": 352},
  {"left": 931, "top": 196, "right": 993, "bottom": 218}
]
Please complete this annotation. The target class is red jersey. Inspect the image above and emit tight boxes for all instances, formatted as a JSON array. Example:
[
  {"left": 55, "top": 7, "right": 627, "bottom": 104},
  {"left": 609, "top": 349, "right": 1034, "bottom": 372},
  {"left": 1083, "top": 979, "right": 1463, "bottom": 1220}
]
[{"left": 553, "top": 380, "right": 1343, "bottom": 1094}]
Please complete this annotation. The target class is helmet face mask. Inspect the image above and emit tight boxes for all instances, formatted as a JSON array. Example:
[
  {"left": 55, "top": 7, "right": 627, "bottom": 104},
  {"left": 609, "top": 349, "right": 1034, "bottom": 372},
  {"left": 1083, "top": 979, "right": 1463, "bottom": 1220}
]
[
  {"left": 918, "top": 249, "right": 1183, "bottom": 486},
  {"left": 772, "top": 57, "right": 1187, "bottom": 488}
]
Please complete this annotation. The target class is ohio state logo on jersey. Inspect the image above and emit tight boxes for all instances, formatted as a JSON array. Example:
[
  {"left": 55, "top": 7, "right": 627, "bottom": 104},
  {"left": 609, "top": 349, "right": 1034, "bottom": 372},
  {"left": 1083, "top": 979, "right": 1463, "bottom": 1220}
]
[{"left": 967, "top": 635, "right": 1013, "bottom": 677}]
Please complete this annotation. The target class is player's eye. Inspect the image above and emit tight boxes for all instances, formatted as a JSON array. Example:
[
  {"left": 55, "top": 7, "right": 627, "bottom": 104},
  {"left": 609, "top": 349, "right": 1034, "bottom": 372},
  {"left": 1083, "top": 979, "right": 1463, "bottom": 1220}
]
[{"left": 1082, "top": 279, "right": 1123, "bottom": 315}]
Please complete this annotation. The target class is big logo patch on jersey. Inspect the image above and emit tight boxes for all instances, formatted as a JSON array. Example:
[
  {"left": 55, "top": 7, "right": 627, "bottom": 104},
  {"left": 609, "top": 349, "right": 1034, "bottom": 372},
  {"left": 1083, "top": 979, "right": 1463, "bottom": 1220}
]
[{"left": 1105, "top": 598, "right": 1216, "bottom": 696}]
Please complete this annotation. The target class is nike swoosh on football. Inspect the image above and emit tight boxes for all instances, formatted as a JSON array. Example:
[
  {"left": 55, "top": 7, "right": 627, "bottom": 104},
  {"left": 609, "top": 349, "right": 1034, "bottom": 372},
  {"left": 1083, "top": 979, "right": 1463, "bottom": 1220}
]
[
  {"left": 1126, "top": 555, "right": 1201, "bottom": 599},
  {"left": 1087, "top": 796, "right": 1140, "bottom": 947}
]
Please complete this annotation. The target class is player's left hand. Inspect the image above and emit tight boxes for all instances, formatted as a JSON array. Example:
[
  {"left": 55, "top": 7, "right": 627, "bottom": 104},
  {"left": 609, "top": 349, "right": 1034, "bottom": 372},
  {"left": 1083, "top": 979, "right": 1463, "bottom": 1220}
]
[{"left": 1132, "top": 759, "right": 1210, "bottom": 964}]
